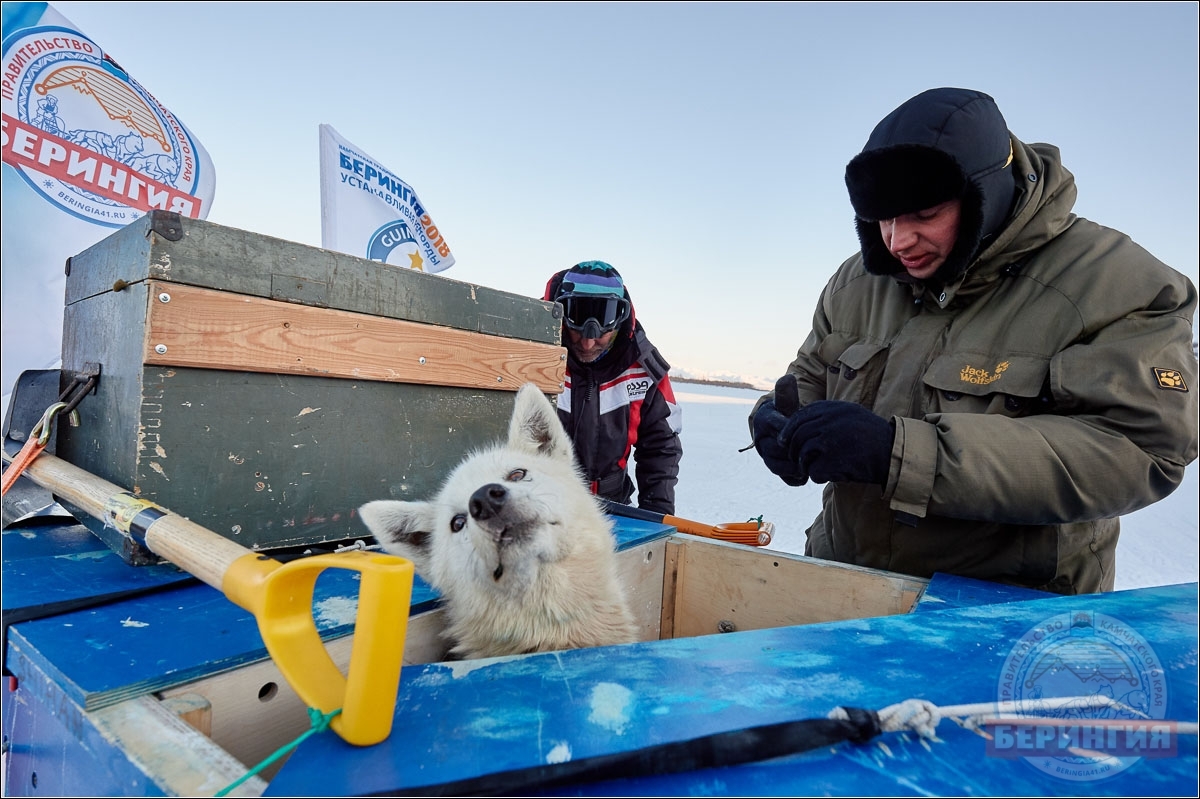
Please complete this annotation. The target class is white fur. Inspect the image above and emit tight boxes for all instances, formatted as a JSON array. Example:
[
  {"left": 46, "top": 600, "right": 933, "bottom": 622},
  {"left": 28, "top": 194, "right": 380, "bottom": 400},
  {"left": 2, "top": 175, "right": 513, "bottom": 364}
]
[{"left": 359, "top": 383, "right": 637, "bottom": 659}]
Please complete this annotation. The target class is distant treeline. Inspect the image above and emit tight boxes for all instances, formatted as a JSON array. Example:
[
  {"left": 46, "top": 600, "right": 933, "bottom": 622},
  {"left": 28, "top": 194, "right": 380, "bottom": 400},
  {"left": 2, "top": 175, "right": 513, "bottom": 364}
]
[{"left": 670, "top": 376, "right": 760, "bottom": 390}]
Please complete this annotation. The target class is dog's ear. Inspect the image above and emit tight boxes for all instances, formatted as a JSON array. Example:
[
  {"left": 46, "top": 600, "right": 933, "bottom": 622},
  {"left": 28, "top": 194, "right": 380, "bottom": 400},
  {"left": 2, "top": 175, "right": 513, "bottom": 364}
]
[
  {"left": 508, "top": 383, "right": 573, "bottom": 463},
  {"left": 358, "top": 500, "right": 435, "bottom": 575}
]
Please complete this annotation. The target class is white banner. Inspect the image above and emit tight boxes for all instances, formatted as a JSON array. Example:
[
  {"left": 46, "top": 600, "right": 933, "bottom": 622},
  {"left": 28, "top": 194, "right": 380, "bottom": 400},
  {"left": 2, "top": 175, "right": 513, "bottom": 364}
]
[
  {"left": 1, "top": 1, "right": 216, "bottom": 397},
  {"left": 319, "top": 124, "right": 454, "bottom": 274}
]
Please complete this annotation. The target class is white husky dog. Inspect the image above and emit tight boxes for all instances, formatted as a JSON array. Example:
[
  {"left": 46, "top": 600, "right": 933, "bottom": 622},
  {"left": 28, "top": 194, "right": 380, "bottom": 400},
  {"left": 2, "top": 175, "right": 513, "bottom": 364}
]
[{"left": 359, "top": 383, "right": 638, "bottom": 660}]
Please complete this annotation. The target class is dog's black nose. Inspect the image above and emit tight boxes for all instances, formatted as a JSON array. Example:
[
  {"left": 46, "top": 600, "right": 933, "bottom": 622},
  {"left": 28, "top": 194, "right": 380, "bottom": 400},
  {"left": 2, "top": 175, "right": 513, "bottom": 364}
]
[{"left": 469, "top": 484, "right": 507, "bottom": 520}]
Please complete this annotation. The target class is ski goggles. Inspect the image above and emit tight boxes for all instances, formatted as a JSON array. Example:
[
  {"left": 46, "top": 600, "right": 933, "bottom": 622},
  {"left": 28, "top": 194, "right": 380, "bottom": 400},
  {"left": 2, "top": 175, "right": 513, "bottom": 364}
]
[{"left": 557, "top": 293, "right": 630, "bottom": 335}]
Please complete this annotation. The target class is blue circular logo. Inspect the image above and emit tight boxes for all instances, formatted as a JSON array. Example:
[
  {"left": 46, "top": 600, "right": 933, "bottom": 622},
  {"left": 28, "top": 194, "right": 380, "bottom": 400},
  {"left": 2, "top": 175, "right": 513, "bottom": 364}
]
[{"left": 366, "top": 219, "right": 425, "bottom": 270}]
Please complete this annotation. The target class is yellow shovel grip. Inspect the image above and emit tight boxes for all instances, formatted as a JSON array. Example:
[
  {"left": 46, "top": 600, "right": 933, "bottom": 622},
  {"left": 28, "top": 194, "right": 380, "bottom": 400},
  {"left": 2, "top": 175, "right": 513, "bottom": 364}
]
[{"left": 223, "top": 550, "right": 414, "bottom": 746}]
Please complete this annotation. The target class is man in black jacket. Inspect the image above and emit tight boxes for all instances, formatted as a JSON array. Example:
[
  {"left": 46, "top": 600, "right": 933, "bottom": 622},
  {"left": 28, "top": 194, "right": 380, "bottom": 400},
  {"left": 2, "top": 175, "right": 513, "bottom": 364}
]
[{"left": 544, "top": 261, "right": 682, "bottom": 515}]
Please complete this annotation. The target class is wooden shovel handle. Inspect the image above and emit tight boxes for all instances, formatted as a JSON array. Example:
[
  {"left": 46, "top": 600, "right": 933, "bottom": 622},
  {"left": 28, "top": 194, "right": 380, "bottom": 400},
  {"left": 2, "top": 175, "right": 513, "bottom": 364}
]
[
  {"left": 4, "top": 448, "right": 414, "bottom": 746},
  {"left": 3, "top": 448, "right": 244, "bottom": 588}
]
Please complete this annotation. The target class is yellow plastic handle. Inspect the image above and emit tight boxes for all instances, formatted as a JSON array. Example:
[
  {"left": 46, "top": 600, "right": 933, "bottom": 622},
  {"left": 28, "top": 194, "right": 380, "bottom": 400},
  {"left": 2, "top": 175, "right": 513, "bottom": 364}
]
[{"left": 223, "top": 550, "right": 414, "bottom": 746}]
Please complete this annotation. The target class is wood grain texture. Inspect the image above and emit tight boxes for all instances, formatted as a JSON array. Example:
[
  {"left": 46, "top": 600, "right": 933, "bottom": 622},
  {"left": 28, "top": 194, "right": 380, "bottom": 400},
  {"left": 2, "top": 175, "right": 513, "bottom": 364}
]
[
  {"left": 668, "top": 535, "right": 927, "bottom": 636},
  {"left": 91, "top": 695, "right": 266, "bottom": 796},
  {"left": 143, "top": 281, "right": 566, "bottom": 392},
  {"left": 159, "top": 692, "right": 213, "bottom": 737},
  {"left": 614, "top": 538, "right": 667, "bottom": 643}
]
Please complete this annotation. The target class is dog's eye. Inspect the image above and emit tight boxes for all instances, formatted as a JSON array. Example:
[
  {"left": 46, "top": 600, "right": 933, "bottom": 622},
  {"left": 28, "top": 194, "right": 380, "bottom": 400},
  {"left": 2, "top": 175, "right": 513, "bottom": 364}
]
[
  {"left": 450, "top": 514, "right": 466, "bottom": 533},
  {"left": 506, "top": 469, "right": 527, "bottom": 482}
]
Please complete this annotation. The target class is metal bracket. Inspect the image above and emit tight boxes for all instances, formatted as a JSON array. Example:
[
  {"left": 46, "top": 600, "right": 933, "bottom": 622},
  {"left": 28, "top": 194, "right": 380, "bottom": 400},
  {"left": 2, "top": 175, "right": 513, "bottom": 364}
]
[
  {"left": 1, "top": 364, "right": 100, "bottom": 451},
  {"left": 149, "top": 210, "right": 184, "bottom": 242},
  {"left": 59, "top": 362, "right": 101, "bottom": 416}
]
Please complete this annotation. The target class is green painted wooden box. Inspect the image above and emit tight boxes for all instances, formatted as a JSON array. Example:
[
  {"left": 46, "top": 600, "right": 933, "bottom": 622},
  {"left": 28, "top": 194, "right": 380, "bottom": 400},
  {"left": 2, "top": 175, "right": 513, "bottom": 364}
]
[{"left": 56, "top": 211, "right": 565, "bottom": 564}]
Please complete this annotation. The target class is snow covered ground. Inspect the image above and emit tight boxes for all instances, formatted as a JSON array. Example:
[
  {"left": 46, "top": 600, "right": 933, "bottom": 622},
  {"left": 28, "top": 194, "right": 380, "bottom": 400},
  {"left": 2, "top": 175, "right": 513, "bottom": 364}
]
[{"left": 668, "top": 382, "right": 1199, "bottom": 592}]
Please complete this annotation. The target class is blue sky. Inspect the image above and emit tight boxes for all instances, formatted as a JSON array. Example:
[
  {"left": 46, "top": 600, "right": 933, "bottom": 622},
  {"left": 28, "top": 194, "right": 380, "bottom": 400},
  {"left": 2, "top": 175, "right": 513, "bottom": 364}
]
[{"left": 44, "top": 1, "right": 1200, "bottom": 383}]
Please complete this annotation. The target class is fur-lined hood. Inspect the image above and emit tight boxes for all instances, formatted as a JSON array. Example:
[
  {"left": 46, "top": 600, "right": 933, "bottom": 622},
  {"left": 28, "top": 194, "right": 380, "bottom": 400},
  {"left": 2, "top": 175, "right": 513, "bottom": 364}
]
[
  {"left": 844, "top": 88, "right": 1080, "bottom": 305},
  {"left": 844, "top": 88, "right": 1019, "bottom": 288}
]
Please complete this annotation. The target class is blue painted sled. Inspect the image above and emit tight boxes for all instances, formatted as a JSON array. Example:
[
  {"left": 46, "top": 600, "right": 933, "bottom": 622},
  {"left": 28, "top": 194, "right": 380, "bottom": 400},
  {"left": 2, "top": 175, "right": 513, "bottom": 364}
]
[{"left": 264, "top": 580, "right": 1198, "bottom": 797}]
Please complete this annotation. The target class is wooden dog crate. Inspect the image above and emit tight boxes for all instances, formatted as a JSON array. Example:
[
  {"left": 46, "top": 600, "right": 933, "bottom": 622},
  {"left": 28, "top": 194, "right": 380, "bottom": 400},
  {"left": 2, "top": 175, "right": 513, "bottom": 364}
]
[
  {"left": 55, "top": 211, "right": 566, "bottom": 563},
  {"left": 159, "top": 532, "right": 929, "bottom": 782},
  {"left": 9, "top": 519, "right": 1194, "bottom": 796},
  {"left": 4, "top": 523, "right": 933, "bottom": 794}
]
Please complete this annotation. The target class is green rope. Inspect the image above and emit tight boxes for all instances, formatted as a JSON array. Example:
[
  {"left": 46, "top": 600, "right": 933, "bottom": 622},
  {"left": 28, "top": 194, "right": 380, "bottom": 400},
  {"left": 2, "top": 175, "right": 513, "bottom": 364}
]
[
  {"left": 215, "top": 706, "right": 342, "bottom": 796},
  {"left": 747, "top": 514, "right": 764, "bottom": 528}
]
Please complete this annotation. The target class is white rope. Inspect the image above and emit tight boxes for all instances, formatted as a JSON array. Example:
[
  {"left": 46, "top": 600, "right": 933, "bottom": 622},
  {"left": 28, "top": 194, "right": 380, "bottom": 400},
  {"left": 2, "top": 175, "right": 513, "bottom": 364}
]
[
  {"left": 828, "top": 696, "right": 1199, "bottom": 741},
  {"left": 334, "top": 538, "right": 383, "bottom": 553}
]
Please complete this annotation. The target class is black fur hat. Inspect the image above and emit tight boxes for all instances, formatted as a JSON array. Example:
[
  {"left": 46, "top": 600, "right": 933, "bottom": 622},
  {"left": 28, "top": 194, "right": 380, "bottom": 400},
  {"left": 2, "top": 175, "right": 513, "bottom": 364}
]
[{"left": 845, "top": 88, "right": 1017, "bottom": 285}]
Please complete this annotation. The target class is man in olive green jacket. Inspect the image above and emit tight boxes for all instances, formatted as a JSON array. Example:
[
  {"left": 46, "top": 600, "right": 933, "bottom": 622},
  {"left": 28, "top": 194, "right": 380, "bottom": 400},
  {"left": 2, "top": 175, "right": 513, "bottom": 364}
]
[{"left": 750, "top": 87, "right": 1198, "bottom": 594}]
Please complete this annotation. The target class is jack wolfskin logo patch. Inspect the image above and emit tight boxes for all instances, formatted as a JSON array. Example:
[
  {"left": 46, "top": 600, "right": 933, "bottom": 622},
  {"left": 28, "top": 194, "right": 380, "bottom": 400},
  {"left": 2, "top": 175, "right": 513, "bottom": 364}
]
[
  {"left": 1152, "top": 368, "right": 1188, "bottom": 392},
  {"left": 960, "top": 361, "right": 1010, "bottom": 386}
]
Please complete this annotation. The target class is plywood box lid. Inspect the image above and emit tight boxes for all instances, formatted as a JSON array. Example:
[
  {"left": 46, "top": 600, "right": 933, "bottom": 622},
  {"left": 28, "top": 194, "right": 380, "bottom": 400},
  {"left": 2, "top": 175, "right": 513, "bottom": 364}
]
[{"left": 64, "top": 212, "right": 562, "bottom": 346}]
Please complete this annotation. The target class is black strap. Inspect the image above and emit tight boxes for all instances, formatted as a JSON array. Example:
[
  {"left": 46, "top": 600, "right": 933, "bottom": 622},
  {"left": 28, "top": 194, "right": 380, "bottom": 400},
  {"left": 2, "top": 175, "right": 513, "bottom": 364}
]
[
  {"left": 599, "top": 497, "right": 663, "bottom": 524},
  {"left": 372, "top": 707, "right": 881, "bottom": 796}
]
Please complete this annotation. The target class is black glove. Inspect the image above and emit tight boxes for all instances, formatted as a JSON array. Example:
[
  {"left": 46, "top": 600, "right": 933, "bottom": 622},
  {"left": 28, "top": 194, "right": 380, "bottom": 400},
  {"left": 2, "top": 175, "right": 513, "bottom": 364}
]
[
  {"left": 751, "top": 375, "right": 807, "bottom": 486},
  {"left": 778, "top": 400, "right": 894, "bottom": 486}
]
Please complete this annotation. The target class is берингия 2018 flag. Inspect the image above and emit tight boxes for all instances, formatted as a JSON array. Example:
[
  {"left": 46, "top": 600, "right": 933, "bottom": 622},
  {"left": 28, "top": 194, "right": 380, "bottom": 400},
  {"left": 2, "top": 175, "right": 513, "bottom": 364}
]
[
  {"left": 0, "top": 1, "right": 215, "bottom": 398},
  {"left": 319, "top": 124, "right": 454, "bottom": 273}
]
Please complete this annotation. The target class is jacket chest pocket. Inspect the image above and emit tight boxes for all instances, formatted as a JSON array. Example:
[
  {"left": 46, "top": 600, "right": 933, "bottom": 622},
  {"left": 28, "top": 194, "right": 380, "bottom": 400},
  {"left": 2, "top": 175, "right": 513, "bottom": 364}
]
[
  {"left": 817, "top": 339, "right": 889, "bottom": 406},
  {"left": 923, "top": 353, "right": 1054, "bottom": 416}
]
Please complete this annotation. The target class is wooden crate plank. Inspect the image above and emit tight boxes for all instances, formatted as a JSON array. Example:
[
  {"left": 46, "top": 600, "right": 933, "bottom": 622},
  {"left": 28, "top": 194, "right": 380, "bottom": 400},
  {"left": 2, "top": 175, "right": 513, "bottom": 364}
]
[
  {"left": 614, "top": 538, "right": 667, "bottom": 643},
  {"left": 659, "top": 538, "right": 684, "bottom": 639},
  {"left": 669, "top": 536, "right": 927, "bottom": 637},
  {"left": 143, "top": 281, "right": 566, "bottom": 393}
]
